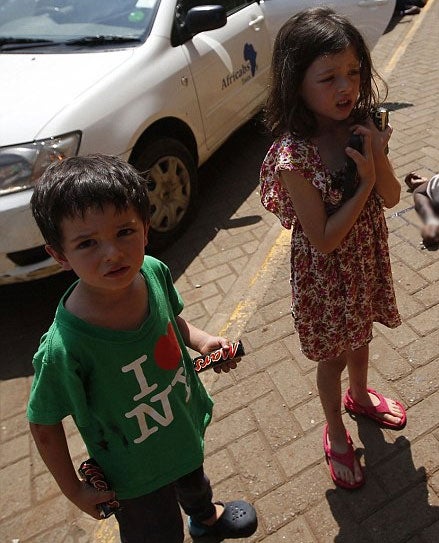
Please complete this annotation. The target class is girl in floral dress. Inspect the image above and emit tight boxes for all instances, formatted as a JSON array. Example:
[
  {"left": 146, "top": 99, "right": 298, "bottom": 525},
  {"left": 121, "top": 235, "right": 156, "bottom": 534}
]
[{"left": 260, "top": 7, "right": 407, "bottom": 489}]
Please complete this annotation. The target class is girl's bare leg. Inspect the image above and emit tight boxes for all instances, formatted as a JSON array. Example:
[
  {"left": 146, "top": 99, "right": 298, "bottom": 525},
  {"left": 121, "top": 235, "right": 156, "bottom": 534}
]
[
  {"left": 317, "top": 352, "right": 363, "bottom": 485},
  {"left": 346, "top": 344, "right": 405, "bottom": 425}
]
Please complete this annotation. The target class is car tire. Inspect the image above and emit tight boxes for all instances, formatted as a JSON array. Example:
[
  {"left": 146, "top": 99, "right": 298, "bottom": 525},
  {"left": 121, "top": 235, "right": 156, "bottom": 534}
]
[{"left": 133, "top": 138, "right": 198, "bottom": 252}]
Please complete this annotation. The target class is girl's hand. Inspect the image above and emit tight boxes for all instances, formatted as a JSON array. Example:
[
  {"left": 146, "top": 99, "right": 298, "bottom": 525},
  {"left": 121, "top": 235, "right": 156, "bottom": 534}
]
[
  {"left": 69, "top": 480, "right": 116, "bottom": 520},
  {"left": 360, "top": 117, "right": 400, "bottom": 208},
  {"left": 199, "top": 336, "right": 240, "bottom": 373},
  {"left": 345, "top": 125, "right": 376, "bottom": 189},
  {"left": 366, "top": 116, "right": 392, "bottom": 155}
]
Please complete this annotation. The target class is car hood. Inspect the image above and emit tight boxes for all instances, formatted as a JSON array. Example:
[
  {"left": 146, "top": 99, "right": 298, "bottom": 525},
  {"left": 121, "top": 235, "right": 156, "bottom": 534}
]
[{"left": 0, "top": 50, "right": 134, "bottom": 146}]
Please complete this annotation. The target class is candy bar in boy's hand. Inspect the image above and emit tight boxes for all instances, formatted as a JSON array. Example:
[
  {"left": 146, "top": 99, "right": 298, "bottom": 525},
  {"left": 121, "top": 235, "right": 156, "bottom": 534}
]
[
  {"left": 193, "top": 340, "right": 245, "bottom": 373},
  {"left": 78, "top": 458, "right": 120, "bottom": 518}
]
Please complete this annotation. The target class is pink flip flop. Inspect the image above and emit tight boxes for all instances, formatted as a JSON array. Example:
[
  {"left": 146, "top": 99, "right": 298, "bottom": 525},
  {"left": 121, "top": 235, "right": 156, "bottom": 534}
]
[
  {"left": 343, "top": 388, "right": 407, "bottom": 430},
  {"left": 322, "top": 424, "right": 365, "bottom": 490}
]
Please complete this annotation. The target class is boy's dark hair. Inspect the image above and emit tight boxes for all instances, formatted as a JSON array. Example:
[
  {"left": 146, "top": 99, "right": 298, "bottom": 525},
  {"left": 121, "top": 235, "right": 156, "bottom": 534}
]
[
  {"left": 264, "top": 6, "right": 386, "bottom": 138},
  {"left": 31, "top": 154, "right": 150, "bottom": 253}
]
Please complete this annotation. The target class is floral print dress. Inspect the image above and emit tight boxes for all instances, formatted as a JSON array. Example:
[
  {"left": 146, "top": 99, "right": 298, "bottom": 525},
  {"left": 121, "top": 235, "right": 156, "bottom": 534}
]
[{"left": 260, "top": 133, "right": 401, "bottom": 362}]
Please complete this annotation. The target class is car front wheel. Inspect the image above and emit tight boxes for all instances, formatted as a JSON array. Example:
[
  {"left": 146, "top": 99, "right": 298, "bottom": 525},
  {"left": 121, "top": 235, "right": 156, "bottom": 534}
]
[{"left": 133, "top": 138, "right": 198, "bottom": 252}]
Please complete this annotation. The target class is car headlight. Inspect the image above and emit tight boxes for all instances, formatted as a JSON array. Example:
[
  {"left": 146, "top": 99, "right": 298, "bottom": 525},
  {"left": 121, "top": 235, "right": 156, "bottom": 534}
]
[{"left": 0, "top": 132, "right": 81, "bottom": 196}]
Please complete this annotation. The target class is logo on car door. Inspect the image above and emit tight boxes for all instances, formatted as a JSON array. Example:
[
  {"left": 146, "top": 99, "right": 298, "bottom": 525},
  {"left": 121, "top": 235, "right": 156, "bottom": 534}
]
[{"left": 221, "top": 43, "right": 257, "bottom": 90}]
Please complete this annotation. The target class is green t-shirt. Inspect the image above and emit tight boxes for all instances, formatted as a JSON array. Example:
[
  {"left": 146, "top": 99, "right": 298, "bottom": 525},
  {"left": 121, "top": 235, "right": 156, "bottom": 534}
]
[{"left": 27, "top": 256, "right": 213, "bottom": 499}]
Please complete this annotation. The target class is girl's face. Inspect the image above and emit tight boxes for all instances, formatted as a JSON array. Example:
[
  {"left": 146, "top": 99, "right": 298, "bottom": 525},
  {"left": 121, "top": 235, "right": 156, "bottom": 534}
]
[
  {"left": 300, "top": 45, "right": 361, "bottom": 126},
  {"left": 46, "top": 204, "right": 148, "bottom": 293}
]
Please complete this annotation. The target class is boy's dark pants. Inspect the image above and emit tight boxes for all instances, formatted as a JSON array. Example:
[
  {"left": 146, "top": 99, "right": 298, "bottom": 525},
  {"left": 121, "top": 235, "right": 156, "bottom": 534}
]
[{"left": 115, "top": 465, "right": 216, "bottom": 543}]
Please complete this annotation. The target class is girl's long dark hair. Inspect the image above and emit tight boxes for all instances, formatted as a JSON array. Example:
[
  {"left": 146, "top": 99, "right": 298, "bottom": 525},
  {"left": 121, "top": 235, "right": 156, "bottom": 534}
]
[{"left": 264, "top": 7, "right": 386, "bottom": 138}]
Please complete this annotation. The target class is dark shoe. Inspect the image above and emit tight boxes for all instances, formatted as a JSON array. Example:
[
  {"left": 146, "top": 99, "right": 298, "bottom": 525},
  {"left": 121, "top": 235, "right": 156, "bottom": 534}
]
[{"left": 188, "top": 500, "right": 257, "bottom": 539}]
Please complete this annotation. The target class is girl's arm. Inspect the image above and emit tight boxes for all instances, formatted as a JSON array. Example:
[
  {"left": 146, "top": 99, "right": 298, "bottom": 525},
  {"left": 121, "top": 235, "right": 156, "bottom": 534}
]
[
  {"left": 368, "top": 119, "right": 400, "bottom": 208},
  {"left": 280, "top": 129, "right": 375, "bottom": 254},
  {"left": 29, "top": 422, "right": 114, "bottom": 519}
]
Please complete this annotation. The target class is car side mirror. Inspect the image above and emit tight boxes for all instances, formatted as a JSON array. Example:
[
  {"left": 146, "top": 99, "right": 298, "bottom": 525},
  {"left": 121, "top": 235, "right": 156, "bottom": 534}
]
[{"left": 185, "top": 5, "right": 227, "bottom": 36}]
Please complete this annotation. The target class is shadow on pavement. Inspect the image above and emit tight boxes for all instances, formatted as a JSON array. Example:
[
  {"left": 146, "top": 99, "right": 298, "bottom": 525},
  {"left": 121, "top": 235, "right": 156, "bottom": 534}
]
[
  {"left": 158, "top": 115, "right": 271, "bottom": 279},
  {"left": 326, "top": 418, "right": 439, "bottom": 542},
  {"left": 0, "top": 269, "right": 76, "bottom": 380},
  {"left": 0, "top": 116, "right": 271, "bottom": 381}
]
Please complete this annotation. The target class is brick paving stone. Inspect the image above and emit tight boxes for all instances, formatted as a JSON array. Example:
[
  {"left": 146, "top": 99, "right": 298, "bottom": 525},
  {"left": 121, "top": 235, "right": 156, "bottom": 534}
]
[
  {"left": 266, "top": 359, "right": 315, "bottom": 409},
  {"left": 229, "top": 432, "right": 285, "bottom": 497},
  {"left": 361, "top": 484, "right": 439, "bottom": 543},
  {"left": 206, "top": 407, "right": 257, "bottom": 451},
  {"left": 213, "top": 372, "right": 274, "bottom": 418},
  {"left": 203, "top": 448, "right": 236, "bottom": 486},
  {"left": 255, "top": 467, "right": 330, "bottom": 533},
  {"left": 250, "top": 391, "right": 302, "bottom": 450},
  {"left": 1, "top": 4, "right": 438, "bottom": 543},
  {"left": 275, "top": 430, "right": 324, "bottom": 477},
  {"left": 262, "top": 519, "right": 317, "bottom": 542}
]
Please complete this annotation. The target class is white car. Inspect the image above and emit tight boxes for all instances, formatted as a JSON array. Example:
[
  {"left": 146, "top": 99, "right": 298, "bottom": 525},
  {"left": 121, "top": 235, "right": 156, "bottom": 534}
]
[{"left": 0, "top": 0, "right": 395, "bottom": 283}]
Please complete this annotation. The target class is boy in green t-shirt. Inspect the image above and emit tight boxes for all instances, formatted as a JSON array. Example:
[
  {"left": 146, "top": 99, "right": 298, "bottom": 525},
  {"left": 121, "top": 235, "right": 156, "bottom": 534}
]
[{"left": 27, "top": 154, "right": 257, "bottom": 542}]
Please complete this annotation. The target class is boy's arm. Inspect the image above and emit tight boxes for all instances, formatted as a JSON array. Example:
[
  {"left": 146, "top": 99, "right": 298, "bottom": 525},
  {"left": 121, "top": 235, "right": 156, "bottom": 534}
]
[
  {"left": 30, "top": 421, "right": 114, "bottom": 519},
  {"left": 176, "top": 316, "right": 238, "bottom": 373},
  {"left": 176, "top": 315, "right": 227, "bottom": 354},
  {"left": 413, "top": 182, "right": 438, "bottom": 224},
  {"left": 413, "top": 182, "right": 439, "bottom": 245}
]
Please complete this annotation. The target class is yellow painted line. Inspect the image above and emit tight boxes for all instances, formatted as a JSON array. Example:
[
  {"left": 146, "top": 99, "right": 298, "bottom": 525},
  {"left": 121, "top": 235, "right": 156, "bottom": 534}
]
[
  {"left": 382, "top": 0, "right": 435, "bottom": 79},
  {"left": 219, "top": 228, "right": 290, "bottom": 336},
  {"left": 93, "top": 517, "right": 119, "bottom": 542},
  {"left": 249, "top": 228, "right": 290, "bottom": 287}
]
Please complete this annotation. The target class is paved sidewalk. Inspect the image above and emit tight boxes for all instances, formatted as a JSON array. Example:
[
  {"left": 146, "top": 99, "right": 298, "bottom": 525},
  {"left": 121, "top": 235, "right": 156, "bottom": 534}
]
[{"left": 1, "top": 2, "right": 438, "bottom": 542}]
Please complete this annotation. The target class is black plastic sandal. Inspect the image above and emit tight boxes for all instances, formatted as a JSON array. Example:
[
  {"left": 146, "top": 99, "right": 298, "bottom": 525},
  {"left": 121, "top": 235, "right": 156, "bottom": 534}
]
[{"left": 188, "top": 500, "right": 258, "bottom": 539}]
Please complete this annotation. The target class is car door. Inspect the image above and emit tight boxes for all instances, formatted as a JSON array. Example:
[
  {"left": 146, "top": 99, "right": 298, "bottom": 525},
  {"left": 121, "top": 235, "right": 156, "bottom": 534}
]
[
  {"left": 180, "top": 0, "right": 271, "bottom": 152},
  {"left": 260, "top": 0, "right": 396, "bottom": 51}
]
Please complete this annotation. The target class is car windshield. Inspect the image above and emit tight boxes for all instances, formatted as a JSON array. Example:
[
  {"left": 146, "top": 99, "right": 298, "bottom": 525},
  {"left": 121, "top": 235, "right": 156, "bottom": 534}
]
[{"left": 0, "top": 0, "right": 159, "bottom": 50}]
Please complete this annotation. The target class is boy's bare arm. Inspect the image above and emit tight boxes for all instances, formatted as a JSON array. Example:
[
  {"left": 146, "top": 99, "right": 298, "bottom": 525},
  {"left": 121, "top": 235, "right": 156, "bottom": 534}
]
[
  {"left": 175, "top": 316, "right": 239, "bottom": 372},
  {"left": 176, "top": 316, "right": 226, "bottom": 354},
  {"left": 413, "top": 182, "right": 438, "bottom": 223},
  {"left": 413, "top": 182, "right": 439, "bottom": 245},
  {"left": 29, "top": 422, "right": 114, "bottom": 519}
]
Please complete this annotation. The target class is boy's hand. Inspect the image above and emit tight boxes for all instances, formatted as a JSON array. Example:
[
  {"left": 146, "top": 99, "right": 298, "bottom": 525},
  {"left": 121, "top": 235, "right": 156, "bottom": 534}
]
[
  {"left": 199, "top": 336, "right": 241, "bottom": 373},
  {"left": 70, "top": 480, "right": 116, "bottom": 519},
  {"left": 421, "top": 222, "right": 439, "bottom": 246},
  {"left": 213, "top": 354, "right": 240, "bottom": 373}
]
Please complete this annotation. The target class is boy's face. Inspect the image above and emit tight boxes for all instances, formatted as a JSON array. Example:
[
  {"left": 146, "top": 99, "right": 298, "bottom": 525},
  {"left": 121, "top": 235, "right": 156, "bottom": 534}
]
[{"left": 46, "top": 204, "right": 149, "bottom": 292}]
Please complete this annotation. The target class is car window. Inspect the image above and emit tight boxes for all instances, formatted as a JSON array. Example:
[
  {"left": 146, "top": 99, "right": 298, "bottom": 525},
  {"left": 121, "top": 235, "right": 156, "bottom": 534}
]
[
  {"left": 176, "top": 0, "right": 255, "bottom": 20},
  {"left": 220, "top": 0, "right": 255, "bottom": 16},
  {"left": 0, "top": 0, "right": 159, "bottom": 44}
]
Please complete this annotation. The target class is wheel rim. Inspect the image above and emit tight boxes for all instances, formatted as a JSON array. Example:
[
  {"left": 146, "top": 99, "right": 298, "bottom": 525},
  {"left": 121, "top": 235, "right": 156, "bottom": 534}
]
[{"left": 147, "top": 154, "right": 191, "bottom": 233}]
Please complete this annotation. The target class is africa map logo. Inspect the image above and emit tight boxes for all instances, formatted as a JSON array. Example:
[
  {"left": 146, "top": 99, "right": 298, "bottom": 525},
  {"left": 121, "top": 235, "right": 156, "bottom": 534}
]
[{"left": 221, "top": 43, "right": 257, "bottom": 90}]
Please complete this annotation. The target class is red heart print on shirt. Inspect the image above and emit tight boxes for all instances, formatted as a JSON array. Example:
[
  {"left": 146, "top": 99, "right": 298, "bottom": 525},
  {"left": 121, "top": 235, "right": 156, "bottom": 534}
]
[{"left": 154, "top": 322, "right": 182, "bottom": 370}]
